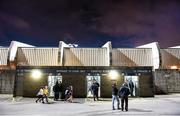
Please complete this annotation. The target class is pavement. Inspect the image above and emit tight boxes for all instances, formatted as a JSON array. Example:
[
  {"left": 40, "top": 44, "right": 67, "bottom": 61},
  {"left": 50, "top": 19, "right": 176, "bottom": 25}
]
[{"left": 0, "top": 94, "right": 180, "bottom": 116}]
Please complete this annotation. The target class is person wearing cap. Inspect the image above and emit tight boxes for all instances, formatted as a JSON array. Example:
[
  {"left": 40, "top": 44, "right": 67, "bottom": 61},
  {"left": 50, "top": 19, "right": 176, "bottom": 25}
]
[{"left": 119, "top": 83, "right": 130, "bottom": 111}]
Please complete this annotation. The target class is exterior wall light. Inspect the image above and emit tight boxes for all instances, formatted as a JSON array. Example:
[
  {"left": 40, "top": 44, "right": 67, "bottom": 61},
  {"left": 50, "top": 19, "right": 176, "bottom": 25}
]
[
  {"left": 31, "top": 69, "right": 42, "bottom": 79},
  {"left": 170, "top": 66, "right": 177, "bottom": 69},
  {"left": 108, "top": 70, "right": 119, "bottom": 81}
]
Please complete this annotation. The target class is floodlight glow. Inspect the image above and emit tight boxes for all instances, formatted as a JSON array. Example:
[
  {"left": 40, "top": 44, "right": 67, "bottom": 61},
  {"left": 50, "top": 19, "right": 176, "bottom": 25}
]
[
  {"left": 170, "top": 66, "right": 177, "bottom": 69},
  {"left": 31, "top": 70, "right": 42, "bottom": 79},
  {"left": 109, "top": 70, "right": 119, "bottom": 80}
]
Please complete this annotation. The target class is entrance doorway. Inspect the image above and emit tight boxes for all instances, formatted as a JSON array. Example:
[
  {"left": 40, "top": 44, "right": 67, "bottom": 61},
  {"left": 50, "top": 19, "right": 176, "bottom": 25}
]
[
  {"left": 48, "top": 75, "right": 62, "bottom": 97},
  {"left": 124, "top": 76, "right": 139, "bottom": 97},
  {"left": 86, "top": 74, "right": 100, "bottom": 97}
]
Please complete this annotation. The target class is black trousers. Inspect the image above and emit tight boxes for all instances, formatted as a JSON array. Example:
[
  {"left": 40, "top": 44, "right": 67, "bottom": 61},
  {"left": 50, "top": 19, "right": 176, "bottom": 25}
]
[
  {"left": 36, "top": 95, "right": 43, "bottom": 102},
  {"left": 121, "top": 96, "right": 128, "bottom": 111},
  {"left": 93, "top": 91, "right": 99, "bottom": 101},
  {"left": 54, "top": 92, "right": 59, "bottom": 100},
  {"left": 130, "top": 88, "right": 134, "bottom": 97},
  {"left": 43, "top": 95, "right": 49, "bottom": 103}
]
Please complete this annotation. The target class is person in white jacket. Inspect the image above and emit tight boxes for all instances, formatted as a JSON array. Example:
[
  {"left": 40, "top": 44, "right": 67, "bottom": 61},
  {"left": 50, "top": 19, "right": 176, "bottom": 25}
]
[{"left": 35, "top": 87, "right": 44, "bottom": 103}]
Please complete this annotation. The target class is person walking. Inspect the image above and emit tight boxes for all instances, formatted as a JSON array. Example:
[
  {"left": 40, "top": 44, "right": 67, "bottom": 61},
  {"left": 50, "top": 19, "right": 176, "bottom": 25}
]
[
  {"left": 112, "top": 83, "right": 120, "bottom": 110},
  {"left": 119, "top": 83, "right": 130, "bottom": 111},
  {"left": 35, "top": 86, "right": 44, "bottom": 103},
  {"left": 43, "top": 86, "right": 49, "bottom": 103}
]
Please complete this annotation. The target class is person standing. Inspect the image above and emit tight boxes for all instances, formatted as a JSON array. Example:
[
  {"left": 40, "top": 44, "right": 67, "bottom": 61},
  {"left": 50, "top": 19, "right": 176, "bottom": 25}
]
[
  {"left": 94, "top": 81, "right": 100, "bottom": 100},
  {"left": 53, "top": 81, "right": 60, "bottom": 101},
  {"left": 112, "top": 83, "right": 120, "bottom": 110},
  {"left": 59, "top": 81, "right": 63, "bottom": 99},
  {"left": 119, "top": 83, "right": 130, "bottom": 111},
  {"left": 91, "top": 81, "right": 99, "bottom": 101},
  {"left": 128, "top": 80, "right": 134, "bottom": 97}
]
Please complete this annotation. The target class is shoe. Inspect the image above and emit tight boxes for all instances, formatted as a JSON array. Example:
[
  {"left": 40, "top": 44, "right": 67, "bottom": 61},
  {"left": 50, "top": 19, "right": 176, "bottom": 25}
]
[
  {"left": 117, "top": 108, "right": 120, "bottom": 110},
  {"left": 122, "top": 108, "right": 124, "bottom": 111},
  {"left": 125, "top": 109, "right": 128, "bottom": 111},
  {"left": 112, "top": 108, "right": 115, "bottom": 110},
  {"left": 35, "top": 101, "right": 37, "bottom": 103}
]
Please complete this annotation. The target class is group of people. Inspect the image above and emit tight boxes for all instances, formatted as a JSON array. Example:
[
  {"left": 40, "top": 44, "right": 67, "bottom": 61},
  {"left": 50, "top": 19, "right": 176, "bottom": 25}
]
[
  {"left": 35, "top": 80, "right": 133, "bottom": 112},
  {"left": 35, "top": 81, "right": 73, "bottom": 103},
  {"left": 35, "top": 85, "right": 49, "bottom": 103},
  {"left": 112, "top": 82, "right": 131, "bottom": 111}
]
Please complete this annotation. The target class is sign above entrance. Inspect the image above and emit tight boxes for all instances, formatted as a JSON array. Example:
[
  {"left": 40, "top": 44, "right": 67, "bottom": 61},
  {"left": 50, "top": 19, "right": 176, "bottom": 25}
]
[{"left": 16, "top": 66, "right": 152, "bottom": 75}]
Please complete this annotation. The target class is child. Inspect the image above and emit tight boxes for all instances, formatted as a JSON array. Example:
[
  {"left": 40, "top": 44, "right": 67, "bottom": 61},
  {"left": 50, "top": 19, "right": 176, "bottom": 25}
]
[
  {"left": 43, "top": 86, "right": 49, "bottom": 103},
  {"left": 35, "top": 87, "right": 44, "bottom": 103}
]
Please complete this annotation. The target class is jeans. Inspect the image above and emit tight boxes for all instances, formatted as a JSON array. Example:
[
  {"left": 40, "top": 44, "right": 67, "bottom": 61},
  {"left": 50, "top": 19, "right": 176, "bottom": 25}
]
[{"left": 112, "top": 95, "right": 120, "bottom": 109}]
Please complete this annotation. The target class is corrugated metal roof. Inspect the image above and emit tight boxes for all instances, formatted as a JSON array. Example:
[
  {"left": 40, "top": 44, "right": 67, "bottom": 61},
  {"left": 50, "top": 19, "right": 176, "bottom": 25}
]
[
  {"left": 0, "top": 48, "right": 8, "bottom": 65},
  {"left": 112, "top": 48, "right": 153, "bottom": 66},
  {"left": 9, "top": 41, "right": 34, "bottom": 61},
  {"left": 136, "top": 42, "right": 160, "bottom": 69},
  {"left": 63, "top": 48, "right": 109, "bottom": 66},
  {"left": 17, "top": 48, "right": 60, "bottom": 66},
  {"left": 160, "top": 48, "right": 180, "bottom": 69},
  {"left": 169, "top": 46, "right": 180, "bottom": 48}
]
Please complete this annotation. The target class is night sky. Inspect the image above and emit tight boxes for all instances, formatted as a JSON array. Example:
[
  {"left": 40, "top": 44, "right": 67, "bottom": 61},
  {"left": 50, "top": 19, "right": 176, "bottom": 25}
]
[{"left": 0, "top": 0, "right": 180, "bottom": 48}]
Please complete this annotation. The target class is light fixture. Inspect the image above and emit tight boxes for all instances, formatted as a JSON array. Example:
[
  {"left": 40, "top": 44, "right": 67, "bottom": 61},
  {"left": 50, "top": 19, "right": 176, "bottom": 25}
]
[
  {"left": 108, "top": 70, "right": 119, "bottom": 80},
  {"left": 170, "top": 66, "right": 177, "bottom": 69},
  {"left": 31, "top": 69, "right": 42, "bottom": 79}
]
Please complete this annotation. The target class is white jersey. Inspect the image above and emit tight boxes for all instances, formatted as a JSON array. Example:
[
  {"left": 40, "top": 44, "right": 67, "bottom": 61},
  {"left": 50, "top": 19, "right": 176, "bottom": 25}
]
[{"left": 37, "top": 89, "right": 44, "bottom": 96}]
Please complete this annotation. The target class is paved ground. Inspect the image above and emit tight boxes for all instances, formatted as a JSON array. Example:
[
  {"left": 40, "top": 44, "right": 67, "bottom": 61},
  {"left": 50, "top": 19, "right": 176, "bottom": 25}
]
[{"left": 0, "top": 94, "right": 180, "bottom": 116}]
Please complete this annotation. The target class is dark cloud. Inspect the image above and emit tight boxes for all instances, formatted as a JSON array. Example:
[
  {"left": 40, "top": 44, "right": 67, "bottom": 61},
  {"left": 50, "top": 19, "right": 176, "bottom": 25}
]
[
  {"left": 0, "top": 12, "right": 30, "bottom": 29},
  {"left": 0, "top": 0, "right": 180, "bottom": 47}
]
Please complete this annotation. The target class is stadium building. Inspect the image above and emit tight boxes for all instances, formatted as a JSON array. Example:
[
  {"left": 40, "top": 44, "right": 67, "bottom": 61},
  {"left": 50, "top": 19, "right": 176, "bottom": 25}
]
[{"left": 0, "top": 41, "right": 179, "bottom": 98}]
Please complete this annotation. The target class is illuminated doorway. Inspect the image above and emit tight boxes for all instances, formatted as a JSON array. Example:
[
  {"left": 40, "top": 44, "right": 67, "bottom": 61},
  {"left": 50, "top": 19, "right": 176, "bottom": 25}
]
[
  {"left": 48, "top": 75, "right": 62, "bottom": 97},
  {"left": 124, "top": 76, "right": 139, "bottom": 97},
  {"left": 86, "top": 74, "right": 100, "bottom": 97}
]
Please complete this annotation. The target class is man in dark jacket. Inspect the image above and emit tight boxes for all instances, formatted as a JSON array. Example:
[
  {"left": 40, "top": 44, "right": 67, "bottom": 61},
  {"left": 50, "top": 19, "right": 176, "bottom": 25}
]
[
  {"left": 119, "top": 83, "right": 130, "bottom": 111},
  {"left": 59, "top": 81, "right": 63, "bottom": 99},
  {"left": 90, "top": 81, "right": 99, "bottom": 101},
  {"left": 112, "top": 83, "right": 120, "bottom": 110},
  {"left": 53, "top": 81, "right": 61, "bottom": 101},
  {"left": 128, "top": 80, "right": 134, "bottom": 97}
]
